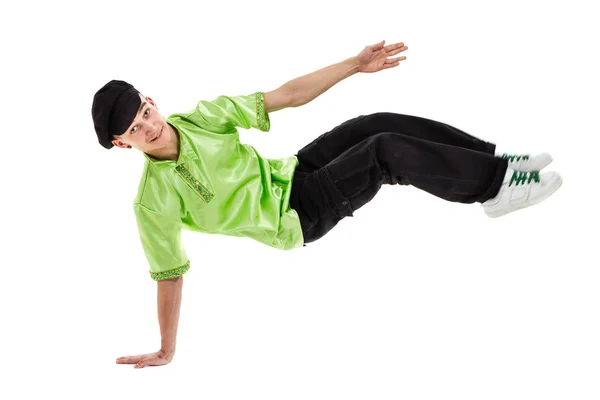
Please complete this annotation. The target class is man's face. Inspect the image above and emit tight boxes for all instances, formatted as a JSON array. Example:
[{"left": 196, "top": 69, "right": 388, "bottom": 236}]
[{"left": 112, "top": 93, "right": 168, "bottom": 152}]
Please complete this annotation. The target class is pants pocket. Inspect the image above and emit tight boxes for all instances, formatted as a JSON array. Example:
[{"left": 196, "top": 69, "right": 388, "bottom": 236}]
[
  {"left": 322, "top": 167, "right": 354, "bottom": 218},
  {"left": 290, "top": 171, "right": 320, "bottom": 232}
]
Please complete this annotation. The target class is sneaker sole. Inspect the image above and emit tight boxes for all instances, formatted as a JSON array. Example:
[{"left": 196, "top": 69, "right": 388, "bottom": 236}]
[{"left": 485, "top": 174, "right": 563, "bottom": 218}]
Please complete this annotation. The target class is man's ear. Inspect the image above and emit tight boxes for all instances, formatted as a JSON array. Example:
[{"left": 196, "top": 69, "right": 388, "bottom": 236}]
[
  {"left": 146, "top": 96, "right": 158, "bottom": 110},
  {"left": 112, "top": 138, "right": 131, "bottom": 149}
]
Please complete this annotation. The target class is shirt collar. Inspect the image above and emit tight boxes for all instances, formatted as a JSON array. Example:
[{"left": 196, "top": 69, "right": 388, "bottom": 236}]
[{"left": 142, "top": 123, "right": 197, "bottom": 166}]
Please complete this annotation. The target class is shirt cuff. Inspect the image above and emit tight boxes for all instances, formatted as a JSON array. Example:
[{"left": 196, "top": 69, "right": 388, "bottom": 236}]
[
  {"left": 256, "top": 92, "right": 270, "bottom": 131},
  {"left": 150, "top": 260, "right": 190, "bottom": 281}
]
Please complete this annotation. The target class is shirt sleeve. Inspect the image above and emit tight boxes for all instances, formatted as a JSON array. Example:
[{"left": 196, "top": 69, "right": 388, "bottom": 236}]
[
  {"left": 134, "top": 203, "right": 190, "bottom": 281},
  {"left": 191, "top": 92, "right": 270, "bottom": 133}
]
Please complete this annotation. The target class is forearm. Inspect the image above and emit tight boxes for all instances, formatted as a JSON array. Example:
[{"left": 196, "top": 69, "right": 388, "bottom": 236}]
[
  {"left": 157, "top": 276, "right": 183, "bottom": 359},
  {"left": 284, "top": 56, "right": 360, "bottom": 107}
]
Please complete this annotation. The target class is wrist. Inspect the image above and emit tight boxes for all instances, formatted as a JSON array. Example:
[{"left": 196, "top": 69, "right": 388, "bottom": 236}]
[
  {"left": 346, "top": 56, "right": 360, "bottom": 73},
  {"left": 159, "top": 348, "right": 175, "bottom": 362},
  {"left": 160, "top": 342, "right": 176, "bottom": 359}
]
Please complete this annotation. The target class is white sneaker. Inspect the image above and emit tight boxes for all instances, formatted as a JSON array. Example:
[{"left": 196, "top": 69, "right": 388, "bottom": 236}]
[
  {"left": 483, "top": 167, "right": 562, "bottom": 218},
  {"left": 498, "top": 152, "right": 553, "bottom": 171}
]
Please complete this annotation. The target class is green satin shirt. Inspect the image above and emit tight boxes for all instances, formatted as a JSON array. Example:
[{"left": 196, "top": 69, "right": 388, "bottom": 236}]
[{"left": 133, "top": 92, "right": 304, "bottom": 281}]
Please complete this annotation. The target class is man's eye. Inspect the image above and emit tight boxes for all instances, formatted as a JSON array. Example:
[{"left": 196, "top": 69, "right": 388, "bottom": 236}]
[
  {"left": 144, "top": 109, "right": 150, "bottom": 117},
  {"left": 131, "top": 126, "right": 137, "bottom": 133}
]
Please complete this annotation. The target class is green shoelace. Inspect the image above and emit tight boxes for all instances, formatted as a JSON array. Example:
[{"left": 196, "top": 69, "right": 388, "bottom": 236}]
[
  {"left": 501, "top": 153, "right": 530, "bottom": 162},
  {"left": 509, "top": 170, "right": 540, "bottom": 186}
]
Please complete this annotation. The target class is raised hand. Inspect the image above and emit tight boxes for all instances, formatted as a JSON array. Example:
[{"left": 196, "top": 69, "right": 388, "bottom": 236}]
[{"left": 356, "top": 40, "right": 408, "bottom": 73}]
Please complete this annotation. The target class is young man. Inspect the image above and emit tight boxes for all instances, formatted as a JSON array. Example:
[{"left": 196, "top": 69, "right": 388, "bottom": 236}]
[{"left": 91, "top": 40, "right": 561, "bottom": 368}]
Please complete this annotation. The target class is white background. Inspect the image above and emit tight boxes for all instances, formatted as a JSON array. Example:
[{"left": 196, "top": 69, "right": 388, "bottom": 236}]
[{"left": 2, "top": 0, "right": 598, "bottom": 399}]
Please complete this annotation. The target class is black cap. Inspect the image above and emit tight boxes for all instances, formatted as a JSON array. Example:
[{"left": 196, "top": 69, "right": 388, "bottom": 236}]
[{"left": 91, "top": 80, "right": 141, "bottom": 149}]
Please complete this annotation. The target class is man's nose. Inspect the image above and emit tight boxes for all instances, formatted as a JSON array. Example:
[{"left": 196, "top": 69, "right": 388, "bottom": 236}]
[{"left": 142, "top": 121, "right": 156, "bottom": 135}]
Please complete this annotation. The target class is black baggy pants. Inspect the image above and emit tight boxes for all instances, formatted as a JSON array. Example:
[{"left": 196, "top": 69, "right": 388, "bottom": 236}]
[{"left": 289, "top": 112, "right": 509, "bottom": 244}]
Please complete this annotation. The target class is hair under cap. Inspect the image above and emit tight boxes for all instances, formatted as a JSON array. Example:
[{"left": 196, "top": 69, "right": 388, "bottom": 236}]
[{"left": 91, "top": 80, "right": 141, "bottom": 149}]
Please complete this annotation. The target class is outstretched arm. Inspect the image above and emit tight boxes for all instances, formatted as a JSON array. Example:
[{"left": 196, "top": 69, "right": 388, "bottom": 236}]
[
  {"left": 116, "top": 276, "right": 184, "bottom": 368},
  {"left": 264, "top": 40, "right": 408, "bottom": 112}
]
